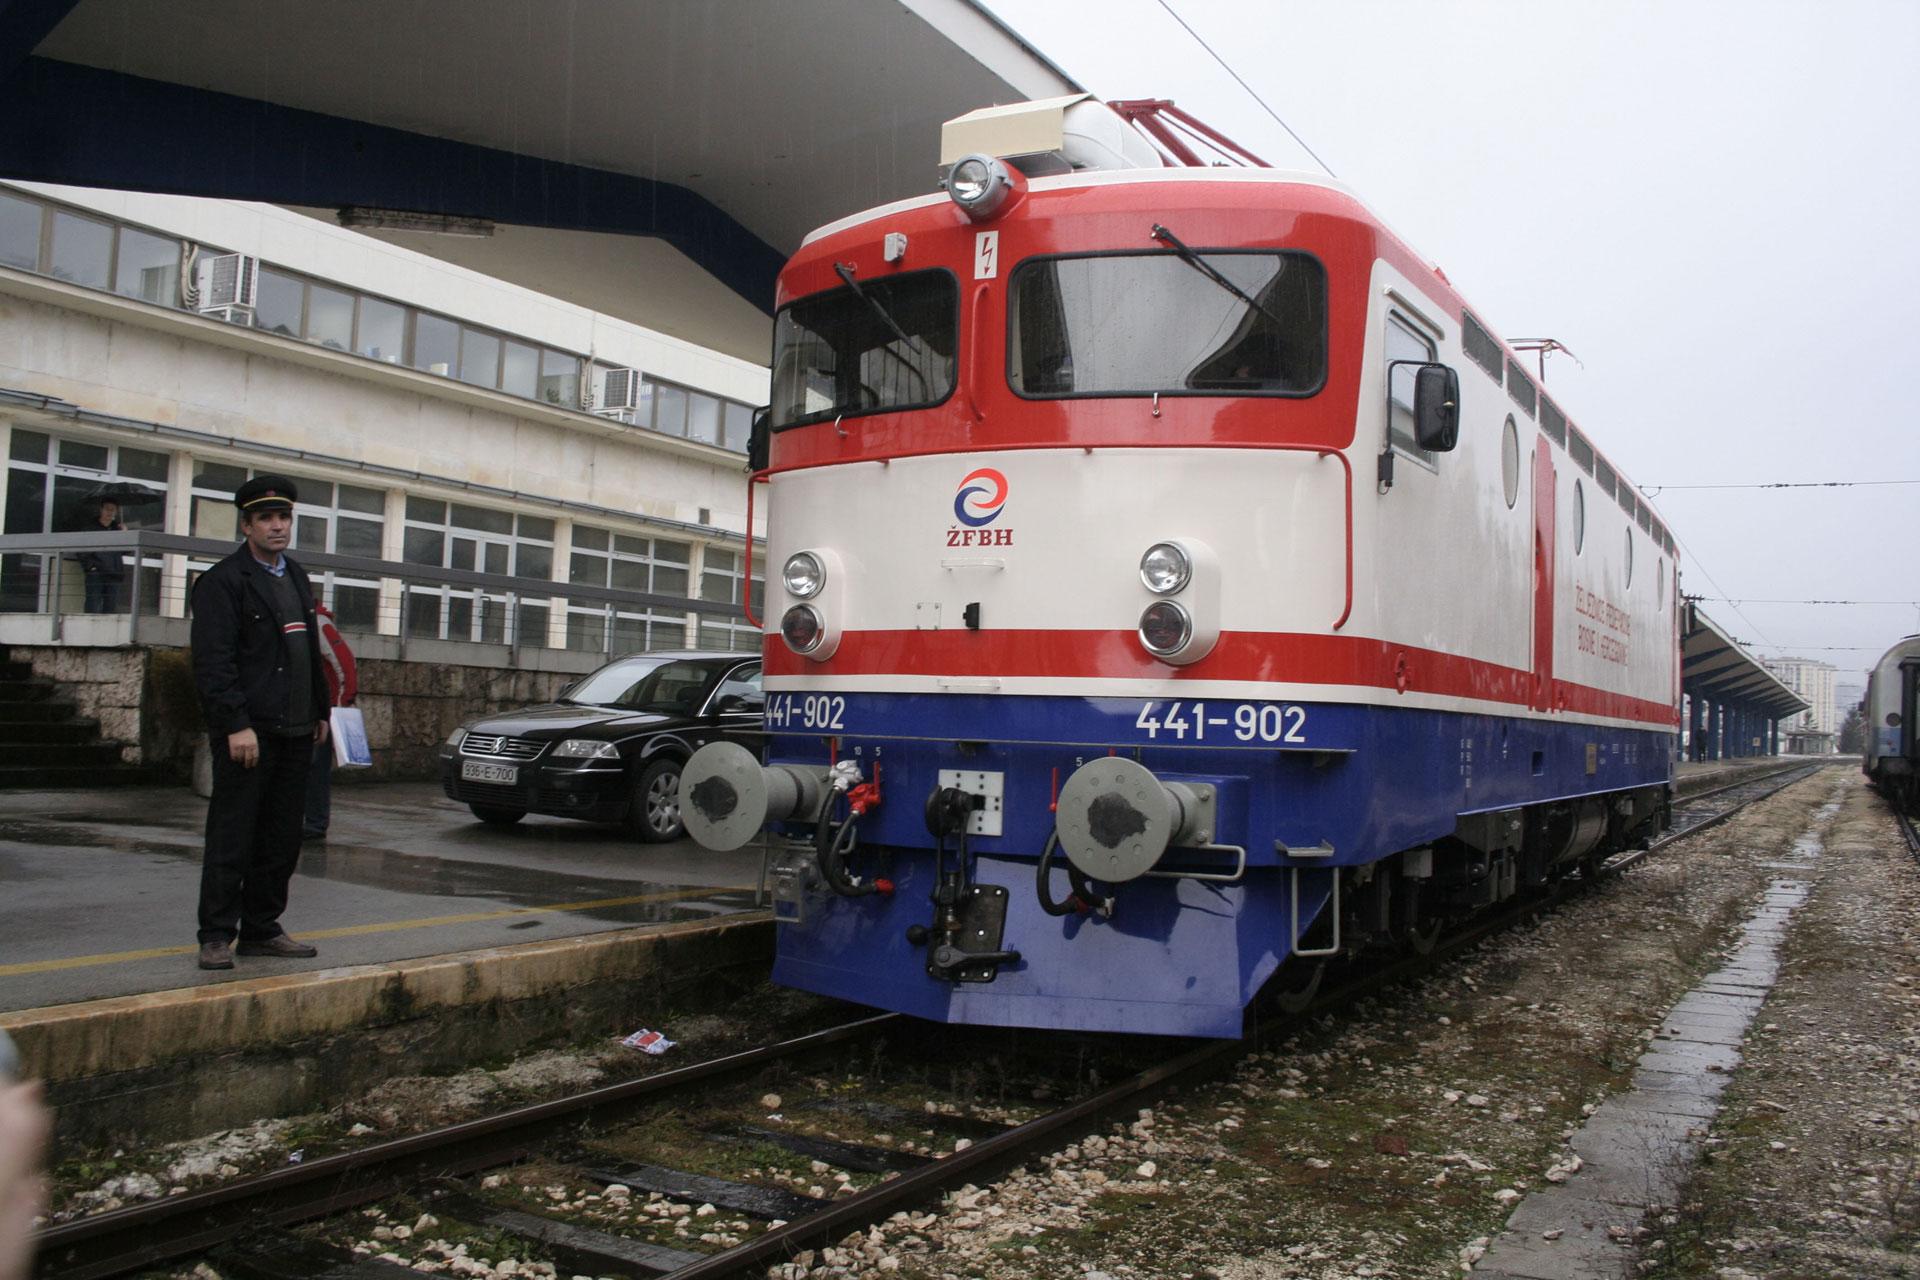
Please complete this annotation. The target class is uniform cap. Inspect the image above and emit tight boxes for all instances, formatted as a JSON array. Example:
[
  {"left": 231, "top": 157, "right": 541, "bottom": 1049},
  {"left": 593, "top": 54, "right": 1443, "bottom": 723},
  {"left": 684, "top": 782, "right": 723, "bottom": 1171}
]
[{"left": 234, "top": 474, "right": 299, "bottom": 513}]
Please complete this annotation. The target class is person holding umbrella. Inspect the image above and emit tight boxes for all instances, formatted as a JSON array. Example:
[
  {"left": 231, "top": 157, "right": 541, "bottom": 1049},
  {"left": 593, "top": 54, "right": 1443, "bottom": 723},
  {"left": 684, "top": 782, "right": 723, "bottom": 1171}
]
[
  {"left": 76, "top": 496, "right": 126, "bottom": 614},
  {"left": 73, "top": 481, "right": 162, "bottom": 614}
]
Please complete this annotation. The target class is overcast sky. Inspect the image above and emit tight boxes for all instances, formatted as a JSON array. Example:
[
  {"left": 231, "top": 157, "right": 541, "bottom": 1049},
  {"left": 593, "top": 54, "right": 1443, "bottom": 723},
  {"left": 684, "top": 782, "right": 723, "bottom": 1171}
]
[{"left": 985, "top": 0, "right": 1919, "bottom": 683}]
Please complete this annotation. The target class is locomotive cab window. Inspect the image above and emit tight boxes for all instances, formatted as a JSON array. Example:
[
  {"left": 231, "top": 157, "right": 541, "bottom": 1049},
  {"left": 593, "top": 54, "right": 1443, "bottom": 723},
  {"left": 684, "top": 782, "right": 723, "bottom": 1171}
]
[
  {"left": 769, "top": 269, "right": 958, "bottom": 429},
  {"left": 1385, "top": 314, "right": 1440, "bottom": 468},
  {"left": 1008, "top": 249, "right": 1326, "bottom": 398}
]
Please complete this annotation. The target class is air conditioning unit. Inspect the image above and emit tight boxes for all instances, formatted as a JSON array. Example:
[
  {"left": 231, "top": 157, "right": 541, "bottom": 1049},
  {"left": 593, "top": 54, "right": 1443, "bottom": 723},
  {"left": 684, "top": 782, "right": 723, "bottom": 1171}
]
[
  {"left": 196, "top": 253, "right": 259, "bottom": 312},
  {"left": 201, "top": 306, "right": 255, "bottom": 327},
  {"left": 599, "top": 367, "right": 643, "bottom": 413}
]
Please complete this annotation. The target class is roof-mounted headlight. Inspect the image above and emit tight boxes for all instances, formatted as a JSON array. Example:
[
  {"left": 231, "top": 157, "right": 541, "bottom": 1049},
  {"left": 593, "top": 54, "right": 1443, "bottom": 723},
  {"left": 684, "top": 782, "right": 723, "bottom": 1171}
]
[{"left": 944, "top": 153, "right": 1018, "bottom": 221}]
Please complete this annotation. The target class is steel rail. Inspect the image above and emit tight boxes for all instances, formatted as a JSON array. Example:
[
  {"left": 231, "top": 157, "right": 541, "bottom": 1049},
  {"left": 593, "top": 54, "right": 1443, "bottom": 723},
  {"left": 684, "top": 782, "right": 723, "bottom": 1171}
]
[
  {"left": 1617, "top": 762, "right": 1827, "bottom": 872},
  {"left": 32, "top": 1014, "right": 899, "bottom": 1280}
]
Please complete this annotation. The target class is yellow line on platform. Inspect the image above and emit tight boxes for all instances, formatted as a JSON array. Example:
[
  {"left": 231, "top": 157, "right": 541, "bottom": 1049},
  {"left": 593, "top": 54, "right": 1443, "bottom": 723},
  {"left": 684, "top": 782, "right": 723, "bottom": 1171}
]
[{"left": 0, "top": 886, "right": 757, "bottom": 978}]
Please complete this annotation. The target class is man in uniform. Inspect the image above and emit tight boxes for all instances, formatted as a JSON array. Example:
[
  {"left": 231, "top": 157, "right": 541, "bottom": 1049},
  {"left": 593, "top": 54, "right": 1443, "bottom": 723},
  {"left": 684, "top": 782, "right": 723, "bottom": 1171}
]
[{"left": 191, "top": 476, "right": 331, "bottom": 970}]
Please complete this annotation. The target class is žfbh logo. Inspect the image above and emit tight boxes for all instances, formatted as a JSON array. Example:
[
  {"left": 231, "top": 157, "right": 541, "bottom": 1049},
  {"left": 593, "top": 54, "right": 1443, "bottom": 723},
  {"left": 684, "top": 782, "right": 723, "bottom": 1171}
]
[{"left": 953, "top": 468, "right": 1008, "bottom": 528}]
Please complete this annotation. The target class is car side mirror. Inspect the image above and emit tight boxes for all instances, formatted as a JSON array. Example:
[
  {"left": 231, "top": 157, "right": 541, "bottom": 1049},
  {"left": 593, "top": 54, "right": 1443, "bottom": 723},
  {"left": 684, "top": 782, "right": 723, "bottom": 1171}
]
[
  {"left": 1414, "top": 364, "right": 1460, "bottom": 452},
  {"left": 716, "top": 694, "right": 763, "bottom": 714},
  {"left": 556, "top": 681, "right": 577, "bottom": 699}
]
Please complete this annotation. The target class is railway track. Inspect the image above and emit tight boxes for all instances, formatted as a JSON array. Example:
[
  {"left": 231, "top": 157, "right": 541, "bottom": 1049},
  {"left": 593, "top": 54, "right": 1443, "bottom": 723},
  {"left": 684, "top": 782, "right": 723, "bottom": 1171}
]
[
  {"left": 1894, "top": 796, "right": 1920, "bottom": 862},
  {"left": 33, "top": 760, "right": 1828, "bottom": 1280}
]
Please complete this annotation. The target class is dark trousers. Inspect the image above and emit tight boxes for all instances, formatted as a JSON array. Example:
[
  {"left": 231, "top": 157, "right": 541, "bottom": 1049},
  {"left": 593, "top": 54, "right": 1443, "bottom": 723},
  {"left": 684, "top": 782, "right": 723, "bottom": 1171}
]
[
  {"left": 83, "top": 572, "right": 123, "bottom": 614},
  {"left": 198, "top": 731, "right": 311, "bottom": 944}
]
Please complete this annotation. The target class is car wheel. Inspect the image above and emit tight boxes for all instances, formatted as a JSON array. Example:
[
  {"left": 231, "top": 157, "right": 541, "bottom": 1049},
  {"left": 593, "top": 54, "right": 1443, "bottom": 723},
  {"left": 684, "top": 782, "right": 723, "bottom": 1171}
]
[
  {"left": 469, "top": 803, "right": 526, "bottom": 826},
  {"left": 630, "top": 756, "right": 686, "bottom": 843}
]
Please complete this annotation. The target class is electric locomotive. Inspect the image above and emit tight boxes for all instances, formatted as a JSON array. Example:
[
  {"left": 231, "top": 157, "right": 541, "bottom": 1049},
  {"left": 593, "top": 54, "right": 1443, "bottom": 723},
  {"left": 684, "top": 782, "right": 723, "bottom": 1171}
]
[
  {"left": 682, "top": 96, "right": 1682, "bottom": 1037},
  {"left": 1864, "top": 635, "right": 1920, "bottom": 811}
]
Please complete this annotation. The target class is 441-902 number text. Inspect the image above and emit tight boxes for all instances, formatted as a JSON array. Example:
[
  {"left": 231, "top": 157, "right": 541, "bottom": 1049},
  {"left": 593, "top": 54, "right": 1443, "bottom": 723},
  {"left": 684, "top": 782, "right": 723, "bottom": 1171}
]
[{"left": 1135, "top": 701, "right": 1308, "bottom": 744}]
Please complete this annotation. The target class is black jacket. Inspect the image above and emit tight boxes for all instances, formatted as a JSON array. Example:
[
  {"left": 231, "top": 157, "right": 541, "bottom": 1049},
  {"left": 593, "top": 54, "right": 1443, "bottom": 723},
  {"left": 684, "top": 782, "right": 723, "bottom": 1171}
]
[{"left": 191, "top": 543, "right": 331, "bottom": 737}]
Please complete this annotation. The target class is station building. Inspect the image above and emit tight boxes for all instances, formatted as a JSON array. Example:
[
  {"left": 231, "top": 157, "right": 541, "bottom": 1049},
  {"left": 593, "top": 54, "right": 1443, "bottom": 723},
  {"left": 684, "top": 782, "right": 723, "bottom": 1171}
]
[{"left": 0, "top": 180, "right": 771, "bottom": 776}]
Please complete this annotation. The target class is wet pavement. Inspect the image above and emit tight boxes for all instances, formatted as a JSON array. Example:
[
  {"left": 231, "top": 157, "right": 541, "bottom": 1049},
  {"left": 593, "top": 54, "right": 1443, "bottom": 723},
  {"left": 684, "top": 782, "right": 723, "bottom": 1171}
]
[{"left": 0, "top": 781, "right": 766, "bottom": 1012}]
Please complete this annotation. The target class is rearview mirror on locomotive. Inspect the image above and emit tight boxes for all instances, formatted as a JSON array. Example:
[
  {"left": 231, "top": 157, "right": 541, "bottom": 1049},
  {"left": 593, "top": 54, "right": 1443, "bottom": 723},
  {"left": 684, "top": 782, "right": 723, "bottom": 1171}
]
[{"left": 1414, "top": 364, "right": 1460, "bottom": 452}]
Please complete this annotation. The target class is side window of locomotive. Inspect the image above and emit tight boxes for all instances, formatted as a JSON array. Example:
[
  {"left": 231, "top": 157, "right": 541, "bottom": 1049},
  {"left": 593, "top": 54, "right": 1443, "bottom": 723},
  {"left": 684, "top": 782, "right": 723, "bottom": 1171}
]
[
  {"left": 1385, "top": 314, "right": 1438, "bottom": 468},
  {"left": 1007, "top": 251, "right": 1326, "bottom": 398},
  {"left": 769, "top": 269, "right": 958, "bottom": 429}
]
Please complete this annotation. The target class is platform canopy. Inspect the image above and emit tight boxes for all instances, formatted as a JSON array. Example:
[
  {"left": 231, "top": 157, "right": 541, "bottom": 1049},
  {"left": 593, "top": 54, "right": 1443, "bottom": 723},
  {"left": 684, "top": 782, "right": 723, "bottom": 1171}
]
[
  {"left": 1681, "top": 604, "right": 1809, "bottom": 720},
  {"left": 0, "top": 0, "right": 1079, "bottom": 361}
]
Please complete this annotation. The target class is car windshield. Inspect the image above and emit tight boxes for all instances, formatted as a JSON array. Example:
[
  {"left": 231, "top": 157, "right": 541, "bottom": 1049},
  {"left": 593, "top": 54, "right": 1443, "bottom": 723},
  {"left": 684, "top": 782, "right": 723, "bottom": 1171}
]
[
  {"left": 770, "top": 268, "right": 958, "bottom": 429},
  {"left": 565, "top": 657, "right": 728, "bottom": 714}
]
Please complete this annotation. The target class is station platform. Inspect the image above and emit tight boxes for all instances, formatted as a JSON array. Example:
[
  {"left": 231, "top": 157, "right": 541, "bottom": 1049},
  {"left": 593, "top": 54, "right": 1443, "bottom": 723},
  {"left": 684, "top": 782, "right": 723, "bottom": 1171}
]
[
  {"left": 0, "top": 781, "right": 774, "bottom": 1142},
  {"left": 1674, "top": 754, "right": 1821, "bottom": 796}
]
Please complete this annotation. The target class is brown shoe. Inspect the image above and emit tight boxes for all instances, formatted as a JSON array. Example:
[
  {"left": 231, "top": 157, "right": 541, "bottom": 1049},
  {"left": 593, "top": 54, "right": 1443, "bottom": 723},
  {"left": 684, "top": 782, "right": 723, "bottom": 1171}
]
[
  {"left": 198, "top": 940, "right": 234, "bottom": 970},
  {"left": 236, "top": 933, "right": 318, "bottom": 958}
]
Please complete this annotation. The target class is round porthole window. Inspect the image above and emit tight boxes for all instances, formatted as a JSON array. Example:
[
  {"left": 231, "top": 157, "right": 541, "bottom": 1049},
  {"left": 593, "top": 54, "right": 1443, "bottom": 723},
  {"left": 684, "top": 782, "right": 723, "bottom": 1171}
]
[
  {"left": 1572, "top": 480, "right": 1586, "bottom": 553},
  {"left": 1624, "top": 528, "right": 1634, "bottom": 587},
  {"left": 1501, "top": 416, "right": 1521, "bottom": 509}
]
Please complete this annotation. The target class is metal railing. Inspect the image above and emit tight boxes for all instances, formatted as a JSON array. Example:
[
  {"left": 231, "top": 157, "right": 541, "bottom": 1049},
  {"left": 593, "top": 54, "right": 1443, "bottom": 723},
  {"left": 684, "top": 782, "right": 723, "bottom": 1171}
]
[{"left": 0, "top": 531, "right": 759, "bottom": 658}]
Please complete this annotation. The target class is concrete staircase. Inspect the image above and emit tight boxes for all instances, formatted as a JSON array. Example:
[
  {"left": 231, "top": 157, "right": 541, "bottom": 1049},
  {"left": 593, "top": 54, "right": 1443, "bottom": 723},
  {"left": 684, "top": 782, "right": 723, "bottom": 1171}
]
[{"left": 0, "top": 647, "right": 161, "bottom": 787}]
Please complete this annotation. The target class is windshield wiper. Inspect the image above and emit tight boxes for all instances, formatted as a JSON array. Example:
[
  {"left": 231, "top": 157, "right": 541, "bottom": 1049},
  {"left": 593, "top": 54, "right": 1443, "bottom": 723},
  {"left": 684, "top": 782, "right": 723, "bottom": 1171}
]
[
  {"left": 834, "top": 262, "right": 920, "bottom": 352},
  {"left": 1149, "top": 223, "right": 1288, "bottom": 332}
]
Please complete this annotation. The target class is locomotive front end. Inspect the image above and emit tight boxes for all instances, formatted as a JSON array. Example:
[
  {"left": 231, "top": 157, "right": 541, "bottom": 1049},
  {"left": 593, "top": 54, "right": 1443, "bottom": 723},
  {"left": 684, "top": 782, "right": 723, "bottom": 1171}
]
[{"left": 672, "top": 102, "right": 1382, "bottom": 1037}]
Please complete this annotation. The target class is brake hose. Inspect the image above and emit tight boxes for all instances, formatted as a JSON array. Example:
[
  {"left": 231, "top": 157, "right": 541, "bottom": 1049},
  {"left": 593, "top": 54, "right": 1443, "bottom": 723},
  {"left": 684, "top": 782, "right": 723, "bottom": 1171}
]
[
  {"left": 1035, "top": 831, "right": 1110, "bottom": 918},
  {"left": 815, "top": 781, "right": 877, "bottom": 897}
]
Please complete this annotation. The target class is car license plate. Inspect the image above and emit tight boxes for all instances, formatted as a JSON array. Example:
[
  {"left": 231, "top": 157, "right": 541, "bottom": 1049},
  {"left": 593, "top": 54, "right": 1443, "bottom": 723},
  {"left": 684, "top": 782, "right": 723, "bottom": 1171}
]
[{"left": 461, "top": 760, "right": 518, "bottom": 786}]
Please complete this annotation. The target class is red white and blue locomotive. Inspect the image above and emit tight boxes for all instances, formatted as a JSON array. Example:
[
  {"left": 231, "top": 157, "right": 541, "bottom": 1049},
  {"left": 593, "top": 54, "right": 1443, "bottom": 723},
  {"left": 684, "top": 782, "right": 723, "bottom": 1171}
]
[{"left": 682, "top": 97, "right": 1683, "bottom": 1037}]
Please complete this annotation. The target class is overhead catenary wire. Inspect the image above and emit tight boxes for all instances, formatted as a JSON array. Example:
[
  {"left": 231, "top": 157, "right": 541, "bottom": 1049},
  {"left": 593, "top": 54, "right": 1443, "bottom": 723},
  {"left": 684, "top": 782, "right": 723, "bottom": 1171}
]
[
  {"left": 1154, "top": 0, "right": 1338, "bottom": 177},
  {"left": 1641, "top": 479, "right": 1920, "bottom": 494},
  {"left": 1694, "top": 597, "right": 1918, "bottom": 607}
]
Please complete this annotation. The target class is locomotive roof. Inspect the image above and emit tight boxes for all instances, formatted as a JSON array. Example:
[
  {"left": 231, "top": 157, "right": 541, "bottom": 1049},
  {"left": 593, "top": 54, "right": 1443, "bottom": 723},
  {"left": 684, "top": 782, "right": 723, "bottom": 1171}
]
[{"left": 800, "top": 165, "right": 1362, "bottom": 248}]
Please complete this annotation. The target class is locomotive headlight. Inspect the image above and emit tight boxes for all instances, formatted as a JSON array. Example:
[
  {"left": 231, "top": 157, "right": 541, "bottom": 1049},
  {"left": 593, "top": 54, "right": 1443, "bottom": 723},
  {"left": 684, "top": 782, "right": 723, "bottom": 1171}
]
[
  {"left": 781, "top": 604, "right": 824, "bottom": 654},
  {"left": 1138, "top": 601, "right": 1193, "bottom": 656},
  {"left": 783, "top": 551, "right": 825, "bottom": 599},
  {"left": 944, "top": 153, "right": 1020, "bottom": 221},
  {"left": 1140, "top": 542, "right": 1193, "bottom": 595}
]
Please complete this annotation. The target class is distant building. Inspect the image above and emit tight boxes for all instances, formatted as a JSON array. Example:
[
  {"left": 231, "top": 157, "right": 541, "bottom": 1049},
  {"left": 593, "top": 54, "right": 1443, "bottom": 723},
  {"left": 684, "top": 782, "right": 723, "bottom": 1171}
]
[{"left": 1765, "top": 657, "right": 1839, "bottom": 754}]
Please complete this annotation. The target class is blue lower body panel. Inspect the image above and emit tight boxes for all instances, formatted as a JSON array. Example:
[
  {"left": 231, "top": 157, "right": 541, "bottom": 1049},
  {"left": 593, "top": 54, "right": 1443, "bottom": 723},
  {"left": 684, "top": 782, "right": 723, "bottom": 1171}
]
[{"left": 762, "top": 691, "right": 1672, "bottom": 1036}]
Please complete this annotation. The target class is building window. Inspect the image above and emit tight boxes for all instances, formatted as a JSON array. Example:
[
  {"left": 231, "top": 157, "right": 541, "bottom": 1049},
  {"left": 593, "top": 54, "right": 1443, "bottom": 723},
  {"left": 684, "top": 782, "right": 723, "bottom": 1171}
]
[
  {"left": 565, "top": 526, "right": 691, "bottom": 653},
  {"left": 0, "top": 190, "right": 40, "bottom": 270},
  {"left": 459, "top": 327, "right": 502, "bottom": 387},
  {"left": 538, "top": 350, "right": 579, "bottom": 409},
  {"left": 306, "top": 283, "right": 354, "bottom": 351},
  {"left": 698, "top": 547, "right": 764, "bottom": 651},
  {"left": 113, "top": 227, "right": 180, "bottom": 306},
  {"left": 402, "top": 499, "right": 556, "bottom": 643},
  {"left": 48, "top": 210, "right": 112, "bottom": 289},
  {"left": 2, "top": 429, "right": 171, "bottom": 614},
  {"left": 501, "top": 341, "right": 538, "bottom": 398},
  {"left": 412, "top": 312, "right": 459, "bottom": 377},
  {"left": 254, "top": 266, "right": 304, "bottom": 337},
  {"left": 357, "top": 297, "right": 407, "bottom": 364}
]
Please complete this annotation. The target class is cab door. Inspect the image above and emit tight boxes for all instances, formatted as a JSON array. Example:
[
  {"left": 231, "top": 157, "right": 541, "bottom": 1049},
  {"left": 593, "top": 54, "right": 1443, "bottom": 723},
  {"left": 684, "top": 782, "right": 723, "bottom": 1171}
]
[{"left": 1531, "top": 446, "right": 1556, "bottom": 711}]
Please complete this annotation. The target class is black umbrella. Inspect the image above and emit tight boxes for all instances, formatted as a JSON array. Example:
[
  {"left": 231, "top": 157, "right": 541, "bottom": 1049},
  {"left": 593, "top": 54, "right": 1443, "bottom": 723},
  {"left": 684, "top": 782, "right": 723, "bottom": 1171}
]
[{"left": 79, "top": 481, "right": 165, "bottom": 509}]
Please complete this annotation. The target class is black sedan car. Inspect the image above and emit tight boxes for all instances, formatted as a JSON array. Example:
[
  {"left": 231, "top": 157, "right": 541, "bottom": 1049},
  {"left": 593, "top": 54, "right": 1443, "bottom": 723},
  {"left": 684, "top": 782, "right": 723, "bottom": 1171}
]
[{"left": 438, "top": 651, "right": 763, "bottom": 841}]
